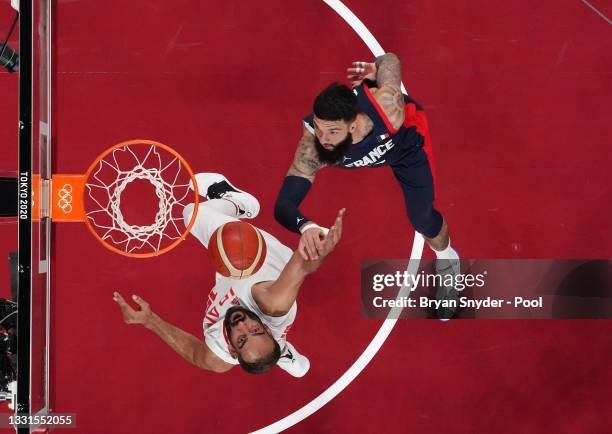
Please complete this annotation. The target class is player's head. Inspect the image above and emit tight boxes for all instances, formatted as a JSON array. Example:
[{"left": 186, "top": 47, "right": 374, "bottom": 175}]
[
  {"left": 312, "top": 82, "right": 359, "bottom": 164},
  {"left": 224, "top": 306, "right": 281, "bottom": 374}
]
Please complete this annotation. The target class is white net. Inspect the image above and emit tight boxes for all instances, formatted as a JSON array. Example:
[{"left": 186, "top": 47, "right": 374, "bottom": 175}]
[{"left": 85, "top": 143, "right": 196, "bottom": 256}]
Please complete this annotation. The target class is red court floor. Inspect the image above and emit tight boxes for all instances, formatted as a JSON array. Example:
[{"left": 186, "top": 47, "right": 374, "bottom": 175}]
[{"left": 0, "top": 0, "right": 611, "bottom": 433}]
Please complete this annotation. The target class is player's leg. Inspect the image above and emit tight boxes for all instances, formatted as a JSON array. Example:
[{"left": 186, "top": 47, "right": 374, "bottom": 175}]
[
  {"left": 190, "top": 173, "right": 260, "bottom": 218},
  {"left": 391, "top": 151, "right": 461, "bottom": 319},
  {"left": 390, "top": 150, "right": 448, "bottom": 249},
  {"left": 183, "top": 203, "right": 236, "bottom": 249},
  {"left": 183, "top": 173, "right": 260, "bottom": 248}
]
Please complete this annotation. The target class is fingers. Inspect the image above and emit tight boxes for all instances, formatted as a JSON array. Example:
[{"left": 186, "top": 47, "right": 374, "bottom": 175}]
[
  {"left": 347, "top": 70, "right": 364, "bottom": 83},
  {"left": 300, "top": 228, "right": 328, "bottom": 260},
  {"left": 347, "top": 62, "right": 367, "bottom": 80},
  {"left": 113, "top": 291, "right": 148, "bottom": 310},
  {"left": 328, "top": 222, "right": 340, "bottom": 245},
  {"left": 113, "top": 292, "right": 135, "bottom": 313},
  {"left": 113, "top": 291, "right": 127, "bottom": 306},
  {"left": 350, "top": 61, "right": 367, "bottom": 71},
  {"left": 323, "top": 226, "right": 338, "bottom": 251},
  {"left": 330, "top": 223, "right": 340, "bottom": 245},
  {"left": 313, "top": 232, "right": 325, "bottom": 250},
  {"left": 324, "top": 208, "right": 345, "bottom": 247},
  {"left": 298, "top": 239, "right": 309, "bottom": 261},
  {"left": 300, "top": 234, "right": 317, "bottom": 260},
  {"left": 348, "top": 62, "right": 373, "bottom": 72},
  {"left": 300, "top": 218, "right": 343, "bottom": 260},
  {"left": 312, "top": 229, "right": 328, "bottom": 259},
  {"left": 335, "top": 208, "right": 345, "bottom": 239},
  {"left": 347, "top": 71, "right": 364, "bottom": 81},
  {"left": 113, "top": 291, "right": 136, "bottom": 322},
  {"left": 305, "top": 234, "right": 319, "bottom": 260},
  {"left": 347, "top": 78, "right": 363, "bottom": 88},
  {"left": 347, "top": 62, "right": 376, "bottom": 86},
  {"left": 327, "top": 209, "right": 344, "bottom": 234},
  {"left": 131, "top": 294, "right": 149, "bottom": 310}
]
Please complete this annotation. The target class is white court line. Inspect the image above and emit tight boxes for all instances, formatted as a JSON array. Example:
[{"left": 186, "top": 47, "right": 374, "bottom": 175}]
[
  {"left": 250, "top": 236, "right": 423, "bottom": 434},
  {"left": 320, "top": 0, "right": 408, "bottom": 95},
  {"left": 579, "top": 0, "right": 612, "bottom": 24},
  {"left": 250, "top": 3, "right": 422, "bottom": 432}
]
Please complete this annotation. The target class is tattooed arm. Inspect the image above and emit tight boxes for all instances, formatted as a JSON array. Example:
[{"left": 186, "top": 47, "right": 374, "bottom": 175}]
[
  {"left": 274, "top": 126, "right": 324, "bottom": 234},
  {"left": 287, "top": 126, "right": 324, "bottom": 182},
  {"left": 373, "top": 53, "right": 405, "bottom": 130},
  {"left": 274, "top": 126, "right": 330, "bottom": 260}
]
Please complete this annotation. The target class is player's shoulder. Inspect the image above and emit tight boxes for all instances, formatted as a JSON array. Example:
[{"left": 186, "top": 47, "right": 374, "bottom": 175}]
[
  {"left": 299, "top": 127, "right": 325, "bottom": 170},
  {"left": 201, "top": 333, "right": 236, "bottom": 371},
  {"left": 287, "top": 121, "right": 325, "bottom": 179}
]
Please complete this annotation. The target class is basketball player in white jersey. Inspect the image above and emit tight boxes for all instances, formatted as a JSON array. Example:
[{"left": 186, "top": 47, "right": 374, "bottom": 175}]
[{"left": 114, "top": 173, "right": 344, "bottom": 377}]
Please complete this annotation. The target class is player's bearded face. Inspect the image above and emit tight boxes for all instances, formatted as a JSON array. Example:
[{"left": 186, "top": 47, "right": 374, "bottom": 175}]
[
  {"left": 224, "top": 306, "right": 270, "bottom": 351},
  {"left": 314, "top": 132, "right": 353, "bottom": 165}
]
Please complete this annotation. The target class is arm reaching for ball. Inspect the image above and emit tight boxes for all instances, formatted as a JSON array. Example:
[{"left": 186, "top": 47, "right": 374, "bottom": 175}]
[{"left": 252, "top": 208, "right": 345, "bottom": 316}]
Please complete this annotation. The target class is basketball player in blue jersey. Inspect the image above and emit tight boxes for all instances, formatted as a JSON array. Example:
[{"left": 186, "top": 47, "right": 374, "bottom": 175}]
[{"left": 274, "top": 53, "right": 461, "bottom": 319}]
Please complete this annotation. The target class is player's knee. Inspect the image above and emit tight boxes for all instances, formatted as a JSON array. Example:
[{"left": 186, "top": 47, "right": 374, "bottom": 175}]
[
  {"left": 408, "top": 208, "right": 443, "bottom": 239},
  {"left": 183, "top": 203, "right": 195, "bottom": 227}
]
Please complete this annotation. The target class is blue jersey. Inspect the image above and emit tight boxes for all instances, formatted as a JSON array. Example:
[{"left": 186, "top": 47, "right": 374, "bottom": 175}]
[{"left": 303, "top": 82, "right": 431, "bottom": 169}]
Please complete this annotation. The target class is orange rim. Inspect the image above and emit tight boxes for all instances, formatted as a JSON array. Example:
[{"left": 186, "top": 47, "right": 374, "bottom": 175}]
[{"left": 82, "top": 139, "right": 199, "bottom": 258}]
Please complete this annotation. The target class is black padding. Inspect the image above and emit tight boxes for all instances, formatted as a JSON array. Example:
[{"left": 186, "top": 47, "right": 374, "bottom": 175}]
[{"left": 0, "top": 178, "right": 17, "bottom": 217}]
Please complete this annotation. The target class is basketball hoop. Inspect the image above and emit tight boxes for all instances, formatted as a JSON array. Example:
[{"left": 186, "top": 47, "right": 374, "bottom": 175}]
[{"left": 33, "top": 140, "right": 200, "bottom": 258}]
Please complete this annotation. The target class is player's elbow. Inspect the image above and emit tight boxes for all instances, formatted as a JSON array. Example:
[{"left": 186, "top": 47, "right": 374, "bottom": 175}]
[
  {"left": 381, "top": 52, "right": 400, "bottom": 63},
  {"left": 274, "top": 197, "right": 287, "bottom": 224},
  {"left": 260, "top": 301, "right": 291, "bottom": 318},
  {"left": 203, "top": 362, "right": 233, "bottom": 373},
  {"left": 194, "top": 354, "right": 233, "bottom": 373},
  {"left": 274, "top": 192, "right": 296, "bottom": 226},
  {"left": 195, "top": 361, "right": 230, "bottom": 373},
  {"left": 192, "top": 343, "right": 233, "bottom": 373}
]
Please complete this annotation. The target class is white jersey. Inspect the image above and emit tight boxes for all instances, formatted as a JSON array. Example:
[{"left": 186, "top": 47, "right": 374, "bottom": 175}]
[{"left": 203, "top": 230, "right": 296, "bottom": 364}]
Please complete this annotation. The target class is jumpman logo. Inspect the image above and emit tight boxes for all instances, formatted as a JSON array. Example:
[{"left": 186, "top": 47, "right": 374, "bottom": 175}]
[{"left": 282, "top": 348, "right": 294, "bottom": 360}]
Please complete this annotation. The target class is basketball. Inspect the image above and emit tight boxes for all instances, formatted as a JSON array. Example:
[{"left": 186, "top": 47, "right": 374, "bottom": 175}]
[{"left": 208, "top": 221, "right": 267, "bottom": 279}]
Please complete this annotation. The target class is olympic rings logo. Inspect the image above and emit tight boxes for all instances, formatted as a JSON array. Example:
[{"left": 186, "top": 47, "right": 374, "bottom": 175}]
[{"left": 58, "top": 184, "right": 73, "bottom": 214}]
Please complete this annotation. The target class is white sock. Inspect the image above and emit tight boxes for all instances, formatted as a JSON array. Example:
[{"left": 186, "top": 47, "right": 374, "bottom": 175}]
[
  {"left": 432, "top": 239, "right": 459, "bottom": 260},
  {"left": 202, "top": 199, "right": 239, "bottom": 217}
]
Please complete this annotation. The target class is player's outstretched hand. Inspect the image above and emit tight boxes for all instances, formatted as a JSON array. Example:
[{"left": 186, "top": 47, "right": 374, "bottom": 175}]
[
  {"left": 319, "top": 208, "right": 345, "bottom": 257},
  {"left": 298, "top": 226, "right": 327, "bottom": 261},
  {"left": 113, "top": 292, "right": 153, "bottom": 327},
  {"left": 347, "top": 61, "right": 376, "bottom": 87}
]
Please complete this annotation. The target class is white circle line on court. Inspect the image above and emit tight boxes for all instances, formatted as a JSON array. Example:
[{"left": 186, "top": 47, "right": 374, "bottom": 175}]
[{"left": 249, "top": 2, "right": 422, "bottom": 433}]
